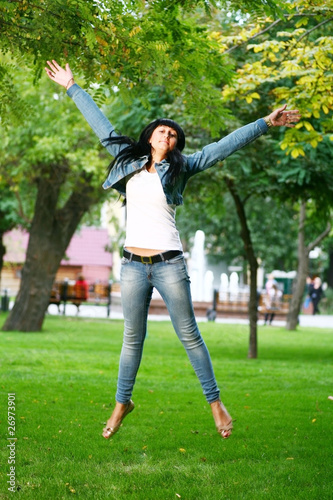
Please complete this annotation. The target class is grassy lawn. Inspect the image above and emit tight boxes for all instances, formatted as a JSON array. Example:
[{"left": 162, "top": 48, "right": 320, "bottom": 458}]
[{"left": 0, "top": 315, "right": 332, "bottom": 499}]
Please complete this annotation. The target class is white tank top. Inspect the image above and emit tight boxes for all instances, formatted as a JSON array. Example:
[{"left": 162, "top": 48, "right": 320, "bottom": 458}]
[{"left": 124, "top": 169, "right": 183, "bottom": 251}]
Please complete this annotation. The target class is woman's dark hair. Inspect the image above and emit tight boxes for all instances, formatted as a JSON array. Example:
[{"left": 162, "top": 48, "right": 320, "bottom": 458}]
[{"left": 103, "top": 118, "right": 186, "bottom": 184}]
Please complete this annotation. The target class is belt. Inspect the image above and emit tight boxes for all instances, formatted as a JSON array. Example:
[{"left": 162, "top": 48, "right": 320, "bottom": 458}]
[{"left": 123, "top": 249, "right": 182, "bottom": 264}]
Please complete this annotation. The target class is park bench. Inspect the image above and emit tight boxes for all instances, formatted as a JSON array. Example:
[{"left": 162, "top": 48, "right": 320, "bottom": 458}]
[
  {"left": 257, "top": 293, "right": 292, "bottom": 320},
  {"left": 206, "top": 290, "right": 292, "bottom": 321},
  {"left": 90, "top": 282, "right": 113, "bottom": 316},
  {"left": 49, "top": 281, "right": 112, "bottom": 316}
]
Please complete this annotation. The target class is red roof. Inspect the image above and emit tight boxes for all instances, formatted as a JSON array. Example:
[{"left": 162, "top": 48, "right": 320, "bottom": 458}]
[{"left": 4, "top": 227, "right": 112, "bottom": 267}]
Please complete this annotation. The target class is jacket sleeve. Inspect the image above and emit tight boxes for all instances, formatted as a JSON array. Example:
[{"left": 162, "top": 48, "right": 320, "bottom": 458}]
[
  {"left": 185, "top": 119, "right": 268, "bottom": 175},
  {"left": 66, "top": 84, "right": 126, "bottom": 158}
]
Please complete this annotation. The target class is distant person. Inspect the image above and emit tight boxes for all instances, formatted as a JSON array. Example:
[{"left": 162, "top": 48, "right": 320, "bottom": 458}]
[
  {"left": 45, "top": 59, "right": 301, "bottom": 441},
  {"left": 75, "top": 275, "right": 89, "bottom": 301},
  {"left": 306, "top": 276, "right": 313, "bottom": 290},
  {"left": 265, "top": 273, "right": 278, "bottom": 294},
  {"left": 308, "top": 277, "right": 325, "bottom": 315},
  {"left": 303, "top": 276, "right": 313, "bottom": 312},
  {"left": 264, "top": 284, "right": 282, "bottom": 325}
]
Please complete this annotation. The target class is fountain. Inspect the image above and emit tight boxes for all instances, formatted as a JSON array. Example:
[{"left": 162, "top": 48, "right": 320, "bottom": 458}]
[{"left": 189, "top": 230, "right": 206, "bottom": 301}]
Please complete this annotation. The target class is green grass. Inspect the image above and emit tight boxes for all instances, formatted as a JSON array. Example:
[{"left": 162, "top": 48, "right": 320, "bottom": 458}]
[{"left": 0, "top": 315, "right": 332, "bottom": 499}]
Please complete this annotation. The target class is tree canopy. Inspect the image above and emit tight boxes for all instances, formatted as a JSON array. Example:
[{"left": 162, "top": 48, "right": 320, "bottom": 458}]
[{"left": 0, "top": 0, "right": 282, "bottom": 132}]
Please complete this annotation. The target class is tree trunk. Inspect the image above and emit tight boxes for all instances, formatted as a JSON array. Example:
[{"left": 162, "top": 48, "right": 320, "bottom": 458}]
[
  {"left": 247, "top": 257, "right": 258, "bottom": 359},
  {"left": 286, "top": 202, "right": 331, "bottom": 330},
  {"left": 327, "top": 249, "right": 333, "bottom": 288},
  {"left": 2, "top": 165, "right": 99, "bottom": 332},
  {"left": 286, "top": 202, "right": 308, "bottom": 330},
  {"left": 225, "top": 178, "right": 258, "bottom": 358}
]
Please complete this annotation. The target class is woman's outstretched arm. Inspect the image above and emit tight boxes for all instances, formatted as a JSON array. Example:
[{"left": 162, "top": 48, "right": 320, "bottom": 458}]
[
  {"left": 45, "top": 60, "right": 127, "bottom": 158},
  {"left": 186, "top": 105, "right": 301, "bottom": 175}
]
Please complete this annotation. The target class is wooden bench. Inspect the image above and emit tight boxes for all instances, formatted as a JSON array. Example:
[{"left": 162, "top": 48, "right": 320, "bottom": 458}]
[
  {"left": 49, "top": 281, "right": 112, "bottom": 316},
  {"left": 258, "top": 293, "right": 292, "bottom": 319},
  {"left": 206, "top": 290, "right": 292, "bottom": 321},
  {"left": 89, "top": 283, "right": 112, "bottom": 316},
  {"left": 49, "top": 283, "right": 63, "bottom": 312}
]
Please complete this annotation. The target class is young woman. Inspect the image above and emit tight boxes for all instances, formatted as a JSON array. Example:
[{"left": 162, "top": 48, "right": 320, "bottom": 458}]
[{"left": 45, "top": 60, "right": 301, "bottom": 440}]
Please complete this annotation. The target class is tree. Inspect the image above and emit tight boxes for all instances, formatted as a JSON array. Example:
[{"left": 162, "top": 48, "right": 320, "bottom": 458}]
[
  {"left": 1, "top": 69, "right": 110, "bottom": 331},
  {"left": 210, "top": 0, "right": 333, "bottom": 336},
  {"left": 2, "top": 167, "right": 102, "bottom": 331},
  {"left": 286, "top": 201, "right": 331, "bottom": 330}
]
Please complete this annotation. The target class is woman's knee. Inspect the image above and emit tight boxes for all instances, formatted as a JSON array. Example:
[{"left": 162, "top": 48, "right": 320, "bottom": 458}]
[{"left": 178, "top": 327, "right": 205, "bottom": 350}]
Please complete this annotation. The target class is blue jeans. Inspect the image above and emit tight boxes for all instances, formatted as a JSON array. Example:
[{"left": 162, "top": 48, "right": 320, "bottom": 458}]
[{"left": 116, "top": 253, "right": 220, "bottom": 404}]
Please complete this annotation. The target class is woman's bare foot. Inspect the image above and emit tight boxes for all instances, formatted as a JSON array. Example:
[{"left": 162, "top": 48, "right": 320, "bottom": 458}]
[
  {"left": 210, "top": 400, "right": 233, "bottom": 439},
  {"left": 102, "top": 400, "right": 135, "bottom": 439}
]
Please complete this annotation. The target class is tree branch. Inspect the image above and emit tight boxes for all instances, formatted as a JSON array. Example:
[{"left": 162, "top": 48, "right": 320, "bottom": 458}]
[
  {"left": 222, "top": 13, "right": 333, "bottom": 57},
  {"left": 268, "top": 15, "right": 333, "bottom": 79},
  {"left": 307, "top": 222, "right": 332, "bottom": 253},
  {"left": 285, "top": 16, "right": 333, "bottom": 57},
  {"left": 13, "top": 190, "right": 31, "bottom": 224},
  {"left": 223, "top": 19, "right": 281, "bottom": 55}
]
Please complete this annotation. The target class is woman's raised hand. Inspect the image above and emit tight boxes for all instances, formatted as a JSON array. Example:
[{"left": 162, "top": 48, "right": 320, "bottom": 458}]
[
  {"left": 45, "top": 60, "right": 74, "bottom": 89},
  {"left": 267, "top": 104, "right": 301, "bottom": 128}
]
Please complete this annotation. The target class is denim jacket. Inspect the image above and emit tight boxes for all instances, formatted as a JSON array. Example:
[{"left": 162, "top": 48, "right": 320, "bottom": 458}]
[{"left": 67, "top": 84, "right": 268, "bottom": 206}]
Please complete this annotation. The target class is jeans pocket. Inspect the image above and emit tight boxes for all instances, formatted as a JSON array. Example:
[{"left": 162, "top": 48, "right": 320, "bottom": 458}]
[
  {"left": 166, "top": 254, "right": 190, "bottom": 281},
  {"left": 166, "top": 254, "right": 184, "bottom": 264}
]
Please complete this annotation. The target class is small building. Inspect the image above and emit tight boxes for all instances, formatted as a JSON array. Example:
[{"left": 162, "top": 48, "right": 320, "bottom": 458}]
[{"left": 1, "top": 227, "right": 113, "bottom": 295}]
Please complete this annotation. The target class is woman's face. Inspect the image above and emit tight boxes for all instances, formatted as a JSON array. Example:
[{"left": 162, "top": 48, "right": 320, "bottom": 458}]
[{"left": 149, "top": 125, "right": 178, "bottom": 157}]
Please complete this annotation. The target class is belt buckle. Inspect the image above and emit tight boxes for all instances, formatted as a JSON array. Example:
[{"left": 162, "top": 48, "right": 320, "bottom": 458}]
[{"left": 140, "top": 255, "right": 153, "bottom": 264}]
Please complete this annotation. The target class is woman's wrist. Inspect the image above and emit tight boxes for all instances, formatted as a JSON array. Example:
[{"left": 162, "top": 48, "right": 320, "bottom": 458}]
[
  {"left": 66, "top": 77, "right": 75, "bottom": 90},
  {"left": 263, "top": 116, "right": 273, "bottom": 128}
]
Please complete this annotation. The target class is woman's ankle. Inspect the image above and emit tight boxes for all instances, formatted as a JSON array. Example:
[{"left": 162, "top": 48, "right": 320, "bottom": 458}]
[{"left": 210, "top": 400, "right": 232, "bottom": 425}]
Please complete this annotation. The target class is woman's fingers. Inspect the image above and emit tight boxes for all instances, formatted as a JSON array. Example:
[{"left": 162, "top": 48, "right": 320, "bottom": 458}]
[
  {"left": 52, "top": 60, "right": 62, "bottom": 70},
  {"left": 283, "top": 110, "right": 302, "bottom": 126},
  {"left": 46, "top": 60, "right": 67, "bottom": 78},
  {"left": 46, "top": 60, "right": 57, "bottom": 73},
  {"left": 282, "top": 110, "right": 301, "bottom": 117}
]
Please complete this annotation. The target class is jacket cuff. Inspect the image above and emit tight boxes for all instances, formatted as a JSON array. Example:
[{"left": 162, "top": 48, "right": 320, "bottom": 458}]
[
  {"left": 258, "top": 117, "right": 269, "bottom": 133},
  {"left": 66, "top": 83, "right": 81, "bottom": 98}
]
